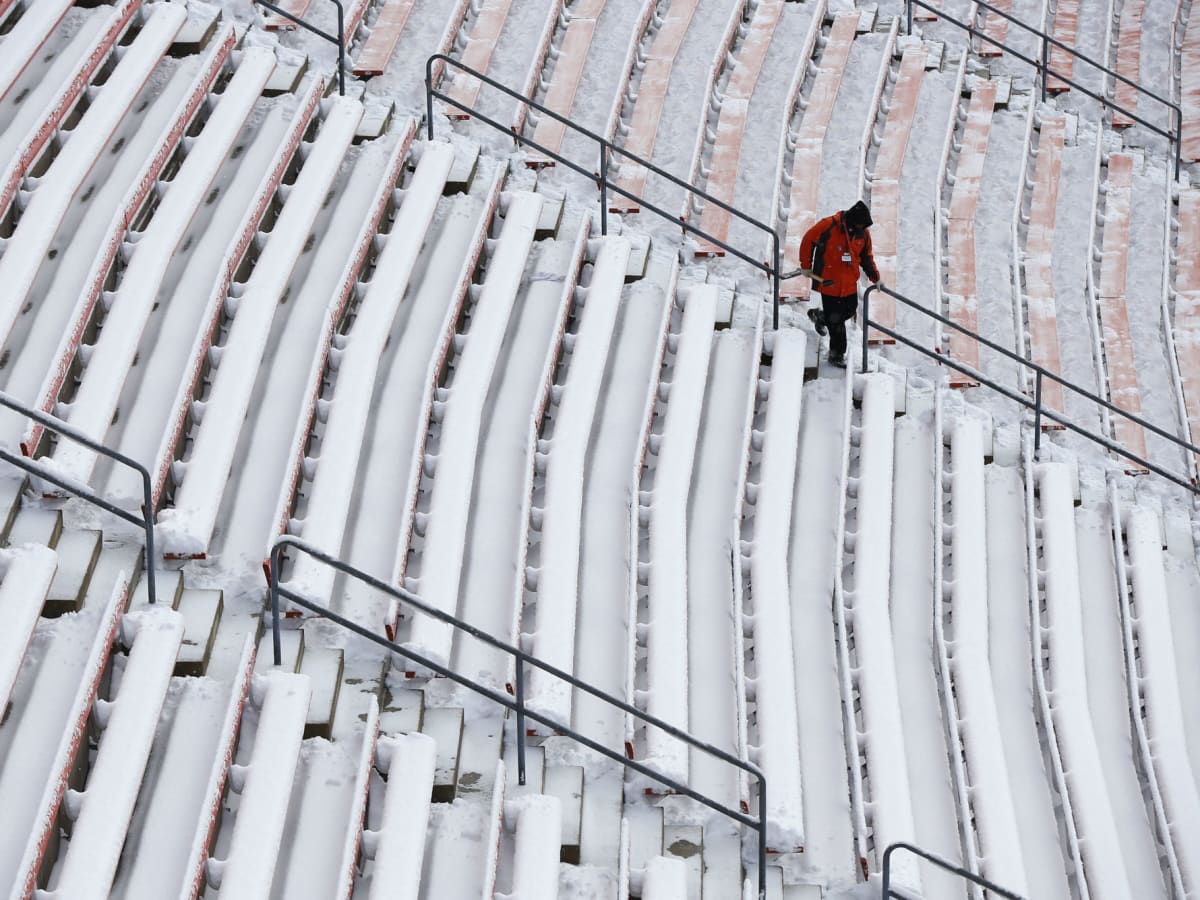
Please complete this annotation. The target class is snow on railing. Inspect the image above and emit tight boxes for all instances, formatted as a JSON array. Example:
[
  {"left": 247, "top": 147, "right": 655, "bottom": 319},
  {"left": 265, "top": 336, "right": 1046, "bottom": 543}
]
[
  {"left": 524, "top": 226, "right": 621, "bottom": 716},
  {"left": 1108, "top": 490, "right": 1192, "bottom": 897},
  {"left": 678, "top": 0, "right": 752, "bottom": 225},
  {"left": 600, "top": 0, "right": 657, "bottom": 147},
  {"left": 32, "top": 28, "right": 246, "bottom": 464},
  {"left": 624, "top": 259, "right": 678, "bottom": 757},
  {"left": 152, "top": 73, "right": 327, "bottom": 514},
  {"left": 9, "top": 573, "right": 128, "bottom": 900},
  {"left": 180, "top": 634, "right": 256, "bottom": 900},
  {"left": 0, "top": 0, "right": 142, "bottom": 223},
  {"left": 269, "top": 119, "right": 419, "bottom": 573}
]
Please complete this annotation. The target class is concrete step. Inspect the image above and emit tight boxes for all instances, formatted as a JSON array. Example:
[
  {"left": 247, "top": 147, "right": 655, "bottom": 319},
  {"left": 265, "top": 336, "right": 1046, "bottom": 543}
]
[
  {"left": 445, "top": 143, "right": 479, "bottom": 195},
  {"left": 298, "top": 645, "right": 344, "bottom": 739},
  {"left": 700, "top": 826, "right": 742, "bottom": 899},
  {"left": 421, "top": 706, "right": 464, "bottom": 802},
  {"left": 379, "top": 686, "right": 425, "bottom": 734},
  {"left": 0, "top": 477, "right": 25, "bottom": 541},
  {"left": 174, "top": 588, "right": 222, "bottom": 676},
  {"left": 544, "top": 764, "right": 584, "bottom": 864},
  {"left": 5, "top": 507, "right": 62, "bottom": 549},
  {"left": 256, "top": 627, "right": 305, "bottom": 674},
  {"left": 455, "top": 716, "right": 503, "bottom": 798},
  {"left": 43, "top": 528, "right": 101, "bottom": 616},
  {"left": 504, "top": 739, "right": 546, "bottom": 804},
  {"left": 663, "top": 824, "right": 703, "bottom": 900},
  {"left": 783, "top": 881, "right": 822, "bottom": 899},
  {"left": 129, "top": 569, "right": 185, "bottom": 611},
  {"left": 626, "top": 804, "right": 665, "bottom": 894}
]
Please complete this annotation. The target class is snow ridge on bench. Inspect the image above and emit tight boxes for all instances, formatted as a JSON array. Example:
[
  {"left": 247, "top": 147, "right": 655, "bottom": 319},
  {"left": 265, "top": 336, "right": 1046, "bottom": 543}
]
[
  {"left": 0, "top": 0, "right": 74, "bottom": 105},
  {"left": 366, "top": 732, "right": 437, "bottom": 900},
  {"left": 44, "top": 39, "right": 269, "bottom": 480},
  {"left": 0, "top": 546, "right": 56, "bottom": 717},
  {"left": 0, "top": 3, "right": 186, "bottom": 356},
  {"left": 526, "top": 236, "right": 632, "bottom": 724},
  {"left": 47, "top": 609, "right": 185, "bottom": 900},
  {"left": 283, "top": 137, "right": 452, "bottom": 597},
  {"left": 406, "top": 191, "right": 544, "bottom": 668},
  {"left": 158, "top": 95, "right": 362, "bottom": 557},
  {"left": 641, "top": 283, "right": 717, "bottom": 784}
]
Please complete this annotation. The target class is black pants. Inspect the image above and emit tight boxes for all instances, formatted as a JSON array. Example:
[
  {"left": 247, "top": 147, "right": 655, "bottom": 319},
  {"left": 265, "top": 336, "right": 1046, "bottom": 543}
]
[{"left": 821, "top": 292, "right": 858, "bottom": 360}]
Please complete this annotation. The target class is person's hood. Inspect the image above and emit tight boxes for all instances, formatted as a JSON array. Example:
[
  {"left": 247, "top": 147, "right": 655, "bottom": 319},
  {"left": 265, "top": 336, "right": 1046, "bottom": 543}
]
[{"left": 844, "top": 200, "right": 873, "bottom": 229}]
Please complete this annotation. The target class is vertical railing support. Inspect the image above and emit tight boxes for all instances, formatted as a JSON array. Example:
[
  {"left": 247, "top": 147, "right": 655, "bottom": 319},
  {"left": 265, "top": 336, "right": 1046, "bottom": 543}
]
[
  {"left": 1033, "top": 370, "right": 1044, "bottom": 459},
  {"left": 515, "top": 656, "right": 527, "bottom": 786},
  {"left": 772, "top": 238, "right": 781, "bottom": 332},
  {"left": 906, "top": 0, "right": 913, "bottom": 34},
  {"left": 270, "top": 544, "right": 284, "bottom": 667},
  {"left": 757, "top": 779, "right": 768, "bottom": 899},
  {"left": 1040, "top": 36, "right": 1050, "bottom": 102},
  {"left": 330, "top": 0, "right": 345, "bottom": 97},
  {"left": 861, "top": 286, "right": 873, "bottom": 372},
  {"left": 599, "top": 146, "right": 609, "bottom": 237}
]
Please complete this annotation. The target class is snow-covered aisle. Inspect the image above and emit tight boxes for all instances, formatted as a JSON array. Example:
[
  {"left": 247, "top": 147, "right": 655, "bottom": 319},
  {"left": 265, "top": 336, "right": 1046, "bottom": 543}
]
[
  {"left": 888, "top": 387, "right": 964, "bottom": 900},
  {"left": 786, "top": 371, "right": 857, "bottom": 888}
]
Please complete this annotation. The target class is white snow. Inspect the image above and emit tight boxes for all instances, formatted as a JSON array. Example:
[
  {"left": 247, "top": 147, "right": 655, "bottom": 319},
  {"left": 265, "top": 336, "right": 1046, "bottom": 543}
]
[
  {"left": 526, "top": 237, "right": 631, "bottom": 724},
  {"left": 0, "top": 0, "right": 74, "bottom": 105},
  {"left": 0, "top": 545, "right": 57, "bottom": 716},
  {"left": 505, "top": 795, "right": 563, "bottom": 900},
  {"left": 48, "top": 608, "right": 184, "bottom": 900},
  {"left": 0, "top": 3, "right": 185, "bottom": 353},
  {"left": 368, "top": 732, "right": 437, "bottom": 900}
]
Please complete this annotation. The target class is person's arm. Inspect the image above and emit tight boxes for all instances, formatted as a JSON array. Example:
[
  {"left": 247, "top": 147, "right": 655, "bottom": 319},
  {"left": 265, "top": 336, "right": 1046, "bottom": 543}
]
[
  {"left": 798, "top": 219, "right": 821, "bottom": 273},
  {"left": 860, "top": 229, "right": 880, "bottom": 283}
]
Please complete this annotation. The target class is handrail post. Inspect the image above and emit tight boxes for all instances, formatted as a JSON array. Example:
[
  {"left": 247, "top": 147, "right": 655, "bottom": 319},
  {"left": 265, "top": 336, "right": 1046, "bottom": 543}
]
[
  {"left": 861, "top": 286, "right": 873, "bottom": 373},
  {"left": 882, "top": 843, "right": 895, "bottom": 898},
  {"left": 772, "top": 238, "right": 781, "bottom": 331},
  {"left": 757, "top": 777, "right": 768, "bottom": 899},
  {"left": 1040, "top": 35, "right": 1049, "bottom": 102},
  {"left": 270, "top": 543, "right": 284, "bottom": 667},
  {"left": 515, "top": 655, "right": 527, "bottom": 786},
  {"left": 1033, "top": 370, "right": 1044, "bottom": 459},
  {"left": 425, "top": 58, "right": 435, "bottom": 140},
  {"left": 139, "top": 468, "right": 157, "bottom": 606},
  {"left": 908, "top": 0, "right": 914, "bottom": 34},
  {"left": 330, "top": 0, "right": 345, "bottom": 97},
  {"left": 599, "top": 144, "right": 609, "bottom": 236}
]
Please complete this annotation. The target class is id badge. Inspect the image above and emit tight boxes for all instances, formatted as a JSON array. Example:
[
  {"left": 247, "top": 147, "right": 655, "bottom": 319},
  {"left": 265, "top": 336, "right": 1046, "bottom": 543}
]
[{"left": 841, "top": 253, "right": 852, "bottom": 263}]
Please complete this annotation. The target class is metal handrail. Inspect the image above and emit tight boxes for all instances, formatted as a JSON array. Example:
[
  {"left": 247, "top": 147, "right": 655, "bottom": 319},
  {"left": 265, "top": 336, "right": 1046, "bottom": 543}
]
[
  {"left": 253, "top": 0, "right": 345, "bottom": 95},
  {"left": 267, "top": 535, "right": 771, "bottom": 899},
  {"left": 424, "top": 53, "right": 805, "bottom": 330},
  {"left": 882, "top": 842, "right": 1025, "bottom": 899},
  {"left": 906, "top": 0, "right": 1183, "bottom": 177},
  {"left": 0, "top": 390, "right": 158, "bottom": 605},
  {"left": 860, "top": 284, "right": 1200, "bottom": 494}
]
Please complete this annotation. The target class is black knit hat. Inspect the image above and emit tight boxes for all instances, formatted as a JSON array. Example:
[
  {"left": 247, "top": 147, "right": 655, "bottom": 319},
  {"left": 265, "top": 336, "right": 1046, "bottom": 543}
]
[{"left": 845, "top": 200, "right": 873, "bottom": 228}]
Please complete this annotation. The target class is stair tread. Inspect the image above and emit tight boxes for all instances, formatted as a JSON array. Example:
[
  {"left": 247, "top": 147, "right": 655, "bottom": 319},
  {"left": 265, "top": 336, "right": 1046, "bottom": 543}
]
[
  {"left": 298, "top": 645, "right": 344, "bottom": 737},
  {"left": 45, "top": 529, "right": 101, "bottom": 611},
  {"left": 421, "top": 706, "right": 464, "bottom": 802},
  {"left": 544, "top": 764, "right": 584, "bottom": 863},
  {"left": 256, "top": 628, "right": 304, "bottom": 673},
  {"left": 175, "top": 588, "right": 222, "bottom": 674},
  {"left": 6, "top": 507, "right": 62, "bottom": 549},
  {"left": 379, "top": 686, "right": 424, "bottom": 734}
]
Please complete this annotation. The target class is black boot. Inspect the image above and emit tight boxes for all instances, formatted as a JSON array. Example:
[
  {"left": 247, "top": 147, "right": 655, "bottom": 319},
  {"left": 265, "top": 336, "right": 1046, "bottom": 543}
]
[{"left": 807, "top": 308, "right": 827, "bottom": 336}]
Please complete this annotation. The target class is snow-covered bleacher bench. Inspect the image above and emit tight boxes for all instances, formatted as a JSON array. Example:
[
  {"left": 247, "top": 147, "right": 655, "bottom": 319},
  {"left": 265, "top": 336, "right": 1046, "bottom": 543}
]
[
  {"left": 405, "top": 191, "right": 543, "bottom": 668},
  {"left": 694, "top": 0, "right": 794, "bottom": 255},
  {"left": 352, "top": 0, "right": 417, "bottom": 77},
  {"left": 262, "top": 0, "right": 310, "bottom": 30},
  {"left": 0, "top": 572, "right": 127, "bottom": 896},
  {"left": 1112, "top": 0, "right": 1144, "bottom": 125},
  {"left": 363, "top": 732, "right": 437, "bottom": 899},
  {"left": 980, "top": 0, "right": 1011, "bottom": 55},
  {"left": 36, "top": 34, "right": 265, "bottom": 471},
  {"left": 1175, "top": 188, "right": 1200, "bottom": 447},
  {"left": 945, "top": 79, "right": 997, "bottom": 385},
  {"left": 504, "top": 795, "right": 563, "bottom": 899},
  {"left": 108, "top": 635, "right": 256, "bottom": 900},
  {"left": 0, "top": 2, "right": 186, "bottom": 356},
  {"left": 1185, "top": 13, "right": 1200, "bottom": 159},
  {"left": 1095, "top": 151, "right": 1147, "bottom": 466},
  {"left": 867, "top": 45, "right": 925, "bottom": 341},
  {"left": 207, "top": 670, "right": 312, "bottom": 897},
  {"left": 523, "top": 0, "right": 605, "bottom": 165},
  {"left": 1115, "top": 501, "right": 1200, "bottom": 894},
  {"left": 1022, "top": 114, "right": 1067, "bottom": 416},
  {"left": 42, "top": 609, "right": 184, "bottom": 900},
  {"left": 843, "top": 373, "right": 920, "bottom": 892},
  {"left": 611, "top": 0, "right": 700, "bottom": 213},
  {"left": 0, "top": 0, "right": 74, "bottom": 104},
  {"left": 0, "top": 0, "right": 141, "bottom": 224},
  {"left": 744, "top": 329, "right": 805, "bottom": 849},
  {"left": 444, "top": 0, "right": 515, "bottom": 117},
  {"left": 941, "top": 416, "right": 1027, "bottom": 893},
  {"left": 639, "top": 283, "right": 717, "bottom": 784},
  {"left": 158, "top": 90, "right": 362, "bottom": 557},
  {"left": 1032, "top": 462, "right": 1134, "bottom": 897},
  {"left": 0, "top": 545, "right": 56, "bottom": 714},
  {"left": 779, "top": 10, "right": 859, "bottom": 300},
  {"left": 1046, "top": 0, "right": 1079, "bottom": 92},
  {"left": 280, "top": 136, "right": 449, "bottom": 596},
  {"left": 526, "top": 237, "right": 632, "bottom": 725}
]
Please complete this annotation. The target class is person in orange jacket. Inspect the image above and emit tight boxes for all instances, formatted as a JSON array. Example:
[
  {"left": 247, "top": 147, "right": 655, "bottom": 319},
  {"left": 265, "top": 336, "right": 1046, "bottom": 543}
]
[{"left": 799, "top": 200, "right": 880, "bottom": 368}]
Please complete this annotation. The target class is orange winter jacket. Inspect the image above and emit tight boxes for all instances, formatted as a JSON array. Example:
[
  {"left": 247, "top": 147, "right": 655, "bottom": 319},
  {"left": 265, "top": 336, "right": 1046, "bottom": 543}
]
[{"left": 798, "top": 211, "right": 880, "bottom": 297}]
